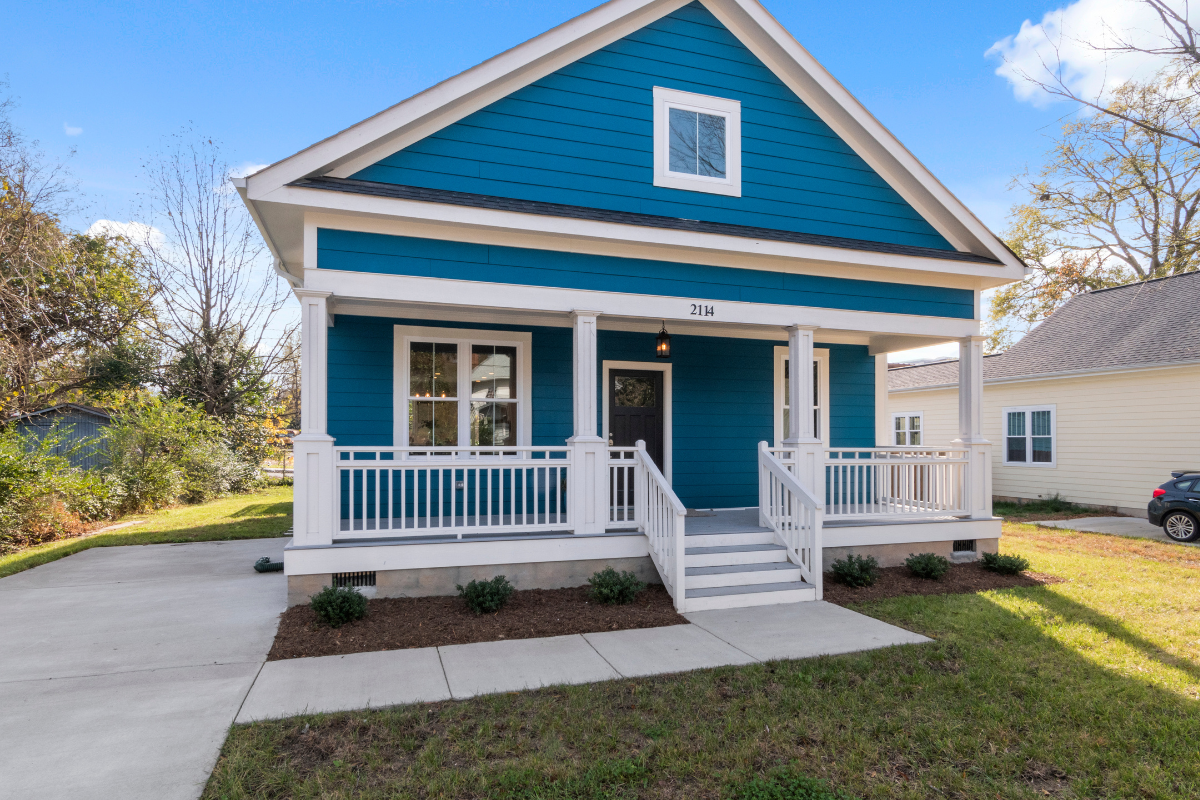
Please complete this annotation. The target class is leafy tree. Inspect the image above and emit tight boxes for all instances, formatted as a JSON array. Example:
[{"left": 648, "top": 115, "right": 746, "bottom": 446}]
[
  {"left": 0, "top": 89, "right": 154, "bottom": 414},
  {"left": 990, "top": 74, "right": 1200, "bottom": 347}
]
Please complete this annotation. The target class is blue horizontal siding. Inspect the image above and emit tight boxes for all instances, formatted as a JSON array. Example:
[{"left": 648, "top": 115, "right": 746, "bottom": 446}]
[
  {"left": 351, "top": 2, "right": 953, "bottom": 252},
  {"left": 328, "top": 314, "right": 876, "bottom": 508},
  {"left": 318, "top": 229, "right": 975, "bottom": 319}
]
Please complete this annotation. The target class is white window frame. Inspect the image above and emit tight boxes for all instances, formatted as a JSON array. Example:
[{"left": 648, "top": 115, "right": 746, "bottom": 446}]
[
  {"left": 652, "top": 86, "right": 741, "bottom": 197},
  {"left": 773, "top": 346, "right": 829, "bottom": 447},
  {"left": 393, "top": 325, "right": 532, "bottom": 449},
  {"left": 891, "top": 412, "right": 924, "bottom": 446},
  {"left": 1001, "top": 404, "right": 1057, "bottom": 468}
]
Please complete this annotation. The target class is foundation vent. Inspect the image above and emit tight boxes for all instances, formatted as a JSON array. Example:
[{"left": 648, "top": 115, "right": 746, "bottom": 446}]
[
  {"left": 333, "top": 571, "right": 376, "bottom": 588},
  {"left": 952, "top": 540, "right": 976, "bottom": 553}
]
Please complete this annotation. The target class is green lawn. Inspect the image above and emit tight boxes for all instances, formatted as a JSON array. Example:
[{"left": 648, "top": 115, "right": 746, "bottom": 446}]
[
  {"left": 0, "top": 484, "right": 293, "bottom": 579},
  {"left": 204, "top": 523, "right": 1200, "bottom": 799}
]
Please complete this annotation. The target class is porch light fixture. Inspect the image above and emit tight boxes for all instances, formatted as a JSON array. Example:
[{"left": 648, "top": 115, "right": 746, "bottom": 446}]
[{"left": 656, "top": 321, "right": 671, "bottom": 359}]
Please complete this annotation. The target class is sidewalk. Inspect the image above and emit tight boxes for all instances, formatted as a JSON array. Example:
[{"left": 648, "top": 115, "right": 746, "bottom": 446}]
[{"left": 237, "top": 601, "right": 930, "bottom": 722}]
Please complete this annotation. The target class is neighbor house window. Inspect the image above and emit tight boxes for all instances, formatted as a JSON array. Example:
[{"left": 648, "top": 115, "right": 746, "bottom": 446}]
[
  {"left": 653, "top": 87, "right": 741, "bottom": 196},
  {"left": 1003, "top": 405, "right": 1056, "bottom": 467},
  {"left": 397, "top": 327, "right": 530, "bottom": 449},
  {"left": 892, "top": 413, "right": 923, "bottom": 446}
]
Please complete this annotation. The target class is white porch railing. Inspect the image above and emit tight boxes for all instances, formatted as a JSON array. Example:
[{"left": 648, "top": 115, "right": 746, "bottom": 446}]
[
  {"left": 334, "top": 447, "right": 571, "bottom": 537},
  {"left": 606, "top": 447, "right": 639, "bottom": 525},
  {"left": 632, "top": 441, "right": 687, "bottom": 612},
  {"left": 825, "top": 447, "right": 969, "bottom": 519},
  {"left": 758, "top": 442, "right": 822, "bottom": 596}
]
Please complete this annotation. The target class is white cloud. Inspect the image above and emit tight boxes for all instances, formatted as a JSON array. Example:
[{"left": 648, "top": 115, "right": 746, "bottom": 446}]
[
  {"left": 86, "top": 219, "right": 166, "bottom": 249},
  {"left": 229, "top": 162, "right": 269, "bottom": 179},
  {"left": 64, "top": 123, "right": 82, "bottom": 136},
  {"left": 988, "top": 0, "right": 1189, "bottom": 107}
]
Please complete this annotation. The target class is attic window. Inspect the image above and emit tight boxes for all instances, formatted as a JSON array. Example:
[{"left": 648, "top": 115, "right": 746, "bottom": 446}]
[{"left": 653, "top": 87, "right": 741, "bottom": 197}]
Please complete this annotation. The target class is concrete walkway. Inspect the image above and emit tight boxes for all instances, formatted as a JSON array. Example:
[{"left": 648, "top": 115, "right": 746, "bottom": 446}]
[
  {"left": 237, "top": 601, "right": 929, "bottom": 722},
  {"left": 1033, "top": 516, "right": 1199, "bottom": 547},
  {"left": 0, "top": 538, "right": 289, "bottom": 800}
]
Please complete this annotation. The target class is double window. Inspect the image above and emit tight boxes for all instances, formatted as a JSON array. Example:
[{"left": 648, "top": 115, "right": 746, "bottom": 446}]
[
  {"left": 653, "top": 87, "right": 741, "bottom": 196},
  {"left": 1003, "top": 405, "right": 1056, "bottom": 467},
  {"left": 892, "top": 413, "right": 923, "bottom": 446},
  {"left": 774, "top": 347, "right": 829, "bottom": 444},
  {"left": 395, "top": 327, "right": 531, "bottom": 448}
]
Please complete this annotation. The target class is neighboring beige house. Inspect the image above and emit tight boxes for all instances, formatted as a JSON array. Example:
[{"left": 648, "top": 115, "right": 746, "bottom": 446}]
[{"left": 888, "top": 273, "right": 1200, "bottom": 518}]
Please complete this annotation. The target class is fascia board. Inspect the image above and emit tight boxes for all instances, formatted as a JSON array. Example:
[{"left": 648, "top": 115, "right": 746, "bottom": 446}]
[
  {"left": 269, "top": 183, "right": 1021, "bottom": 284},
  {"left": 235, "top": 186, "right": 303, "bottom": 287},
  {"left": 243, "top": 0, "right": 685, "bottom": 199},
  {"left": 704, "top": 0, "right": 1018, "bottom": 267}
]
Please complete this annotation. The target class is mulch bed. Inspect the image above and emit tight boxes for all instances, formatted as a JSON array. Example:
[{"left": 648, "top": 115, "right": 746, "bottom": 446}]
[
  {"left": 823, "top": 561, "right": 1064, "bottom": 605},
  {"left": 268, "top": 584, "right": 686, "bottom": 661}
]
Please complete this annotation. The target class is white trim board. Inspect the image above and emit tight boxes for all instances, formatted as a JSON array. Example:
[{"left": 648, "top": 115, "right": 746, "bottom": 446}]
[
  {"left": 602, "top": 360, "right": 673, "bottom": 483},
  {"left": 392, "top": 324, "right": 533, "bottom": 449},
  {"left": 239, "top": 0, "right": 1022, "bottom": 273},
  {"left": 824, "top": 517, "right": 1001, "bottom": 548},
  {"left": 307, "top": 269, "right": 981, "bottom": 341}
]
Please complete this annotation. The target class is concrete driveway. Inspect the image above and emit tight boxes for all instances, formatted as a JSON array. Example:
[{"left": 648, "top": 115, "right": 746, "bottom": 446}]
[
  {"left": 0, "top": 537, "right": 288, "bottom": 800},
  {"left": 1033, "top": 516, "right": 1200, "bottom": 547}
]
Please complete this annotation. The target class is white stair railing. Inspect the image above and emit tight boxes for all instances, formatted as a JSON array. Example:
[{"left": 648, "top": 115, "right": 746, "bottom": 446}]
[
  {"left": 759, "top": 442, "right": 823, "bottom": 598},
  {"left": 634, "top": 440, "right": 687, "bottom": 613}
]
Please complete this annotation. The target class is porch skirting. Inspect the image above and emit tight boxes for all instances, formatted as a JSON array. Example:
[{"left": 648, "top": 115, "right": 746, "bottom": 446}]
[{"left": 288, "top": 556, "right": 659, "bottom": 606}]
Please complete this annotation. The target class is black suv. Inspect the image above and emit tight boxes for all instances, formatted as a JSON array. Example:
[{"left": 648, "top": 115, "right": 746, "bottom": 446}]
[{"left": 1148, "top": 470, "right": 1200, "bottom": 542}]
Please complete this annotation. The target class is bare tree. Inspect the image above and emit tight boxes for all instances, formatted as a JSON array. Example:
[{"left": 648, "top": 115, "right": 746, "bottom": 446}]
[
  {"left": 1003, "top": 0, "right": 1200, "bottom": 149},
  {"left": 137, "top": 132, "right": 296, "bottom": 419}
]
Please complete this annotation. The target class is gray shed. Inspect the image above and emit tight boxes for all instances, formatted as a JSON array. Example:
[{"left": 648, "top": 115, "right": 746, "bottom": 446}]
[{"left": 13, "top": 404, "right": 111, "bottom": 470}]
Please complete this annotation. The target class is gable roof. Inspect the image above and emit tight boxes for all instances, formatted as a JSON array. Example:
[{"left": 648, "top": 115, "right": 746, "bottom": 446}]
[
  {"left": 236, "top": 0, "right": 1024, "bottom": 279},
  {"left": 889, "top": 271, "right": 1200, "bottom": 390}
]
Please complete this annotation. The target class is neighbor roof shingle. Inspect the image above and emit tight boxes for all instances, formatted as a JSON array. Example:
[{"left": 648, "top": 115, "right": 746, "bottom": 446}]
[{"left": 888, "top": 271, "right": 1200, "bottom": 390}]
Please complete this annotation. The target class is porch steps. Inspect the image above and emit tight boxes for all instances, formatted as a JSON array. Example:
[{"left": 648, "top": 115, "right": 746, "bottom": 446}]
[{"left": 677, "top": 513, "right": 815, "bottom": 610}]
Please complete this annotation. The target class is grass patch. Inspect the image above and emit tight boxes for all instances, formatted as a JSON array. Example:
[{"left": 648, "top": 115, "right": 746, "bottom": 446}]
[
  {"left": 205, "top": 522, "right": 1200, "bottom": 799},
  {"left": 0, "top": 484, "right": 292, "bottom": 579},
  {"left": 993, "top": 495, "right": 1096, "bottom": 522}
]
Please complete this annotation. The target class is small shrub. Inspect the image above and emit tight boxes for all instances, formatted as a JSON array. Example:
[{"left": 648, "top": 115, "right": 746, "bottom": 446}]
[
  {"left": 587, "top": 567, "right": 646, "bottom": 604},
  {"left": 729, "top": 769, "right": 858, "bottom": 800},
  {"left": 457, "top": 575, "right": 515, "bottom": 614},
  {"left": 981, "top": 551, "right": 1031, "bottom": 575},
  {"left": 310, "top": 585, "right": 368, "bottom": 627},
  {"left": 829, "top": 554, "right": 879, "bottom": 587},
  {"left": 905, "top": 552, "right": 951, "bottom": 580}
]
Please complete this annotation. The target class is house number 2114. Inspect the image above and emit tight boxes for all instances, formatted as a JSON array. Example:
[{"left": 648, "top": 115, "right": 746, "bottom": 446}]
[{"left": 690, "top": 303, "right": 715, "bottom": 317}]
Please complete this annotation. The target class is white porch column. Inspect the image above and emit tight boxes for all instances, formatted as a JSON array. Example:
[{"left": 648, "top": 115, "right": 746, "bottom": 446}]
[
  {"left": 568, "top": 310, "right": 607, "bottom": 534},
  {"left": 291, "top": 290, "right": 336, "bottom": 547},
  {"left": 952, "top": 335, "right": 992, "bottom": 519},
  {"left": 782, "top": 325, "right": 824, "bottom": 499}
]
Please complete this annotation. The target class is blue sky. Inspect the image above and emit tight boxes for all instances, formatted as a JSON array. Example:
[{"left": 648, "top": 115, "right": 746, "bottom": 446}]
[{"left": 3, "top": 0, "right": 1153, "bottom": 357}]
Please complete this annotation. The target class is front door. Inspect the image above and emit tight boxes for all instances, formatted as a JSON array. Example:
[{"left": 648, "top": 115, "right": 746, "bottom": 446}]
[{"left": 609, "top": 369, "right": 665, "bottom": 471}]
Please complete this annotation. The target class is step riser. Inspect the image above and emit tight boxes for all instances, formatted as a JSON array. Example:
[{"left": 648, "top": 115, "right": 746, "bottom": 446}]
[
  {"left": 686, "top": 567, "right": 803, "bottom": 589},
  {"left": 683, "top": 587, "right": 817, "bottom": 612},
  {"left": 685, "top": 550, "right": 788, "bottom": 568},
  {"left": 685, "top": 531, "right": 775, "bottom": 548}
]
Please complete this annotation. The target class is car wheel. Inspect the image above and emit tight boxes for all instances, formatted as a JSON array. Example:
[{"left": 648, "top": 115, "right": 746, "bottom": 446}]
[{"left": 1162, "top": 511, "right": 1200, "bottom": 543}]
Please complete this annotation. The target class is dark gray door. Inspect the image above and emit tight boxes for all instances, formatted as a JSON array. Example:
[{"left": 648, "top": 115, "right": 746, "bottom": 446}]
[{"left": 609, "top": 369, "right": 665, "bottom": 470}]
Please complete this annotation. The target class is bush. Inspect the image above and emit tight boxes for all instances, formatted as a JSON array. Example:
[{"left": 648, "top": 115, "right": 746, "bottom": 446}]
[
  {"left": 905, "top": 552, "right": 951, "bottom": 580},
  {"left": 729, "top": 769, "right": 858, "bottom": 800},
  {"left": 457, "top": 575, "right": 515, "bottom": 614},
  {"left": 587, "top": 567, "right": 646, "bottom": 604},
  {"left": 981, "top": 551, "right": 1031, "bottom": 575},
  {"left": 829, "top": 554, "right": 879, "bottom": 587},
  {"left": 310, "top": 585, "right": 368, "bottom": 627}
]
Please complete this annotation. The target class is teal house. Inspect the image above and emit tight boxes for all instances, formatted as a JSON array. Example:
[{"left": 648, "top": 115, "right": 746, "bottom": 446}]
[{"left": 236, "top": 0, "right": 1020, "bottom": 612}]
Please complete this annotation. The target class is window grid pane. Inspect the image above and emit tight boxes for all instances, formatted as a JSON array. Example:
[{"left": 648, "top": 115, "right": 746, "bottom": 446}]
[
  {"left": 1031, "top": 410, "right": 1051, "bottom": 437},
  {"left": 1007, "top": 437, "right": 1027, "bottom": 462},
  {"left": 1007, "top": 411, "right": 1026, "bottom": 437}
]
